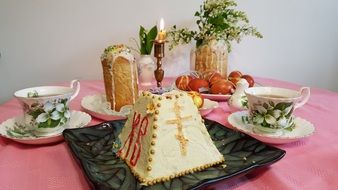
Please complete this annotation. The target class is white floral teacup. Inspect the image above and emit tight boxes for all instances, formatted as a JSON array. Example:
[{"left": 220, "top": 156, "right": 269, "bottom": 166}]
[
  {"left": 14, "top": 80, "right": 80, "bottom": 134},
  {"left": 244, "top": 87, "right": 310, "bottom": 133}
]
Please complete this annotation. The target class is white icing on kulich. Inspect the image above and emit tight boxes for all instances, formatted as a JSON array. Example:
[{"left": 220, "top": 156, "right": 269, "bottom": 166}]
[
  {"left": 101, "top": 44, "right": 138, "bottom": 111},
  {"left": 101, "top": 44, "right": 134, "bottom": 63}
]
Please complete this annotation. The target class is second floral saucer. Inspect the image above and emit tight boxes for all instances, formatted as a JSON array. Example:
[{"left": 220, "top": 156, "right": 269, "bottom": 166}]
[
  {"left": 0, "top": 111, "right": 91, "bottom": 145},
  {"left": 228, "top": 111, "right": 315, "bottom": 144}
]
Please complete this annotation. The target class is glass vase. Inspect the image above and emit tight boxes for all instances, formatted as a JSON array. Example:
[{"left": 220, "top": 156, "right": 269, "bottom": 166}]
[
  {"left": 137, "top": 55, "right": 155, "bottom": 86},
  {"left": 190, "top": 39, "right": 228, "bottom": 78}
]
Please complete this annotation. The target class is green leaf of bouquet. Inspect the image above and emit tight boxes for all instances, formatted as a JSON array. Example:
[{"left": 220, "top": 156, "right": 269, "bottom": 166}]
[
  {"left": 139, "top": 26, "right": 147, "bottom": 55},
  {"left": 208, "top": 15, "right": 225, "bottom": 29},
  {"left": 196, "top": 39, "right": 203, "bottom": 47},
  {"left": 145, "top": 25, "right": 158, "bottom": 55}
]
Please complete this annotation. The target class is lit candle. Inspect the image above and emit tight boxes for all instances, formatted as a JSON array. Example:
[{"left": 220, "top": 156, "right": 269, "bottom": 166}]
[{"left": 157, "top": 18, "right": 166, "bottom": 42}]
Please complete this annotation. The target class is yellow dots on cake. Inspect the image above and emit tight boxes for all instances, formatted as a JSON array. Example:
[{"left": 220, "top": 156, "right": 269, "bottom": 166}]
[
  {"left": 148, "top": 157, "right": 152, "bottom": 162},
  {"left": 156, "top": 103, "right": 161, "bottom": 107},
  {"left": 153, "top": 125, "right": 158, "bottom": 129},
  {"left": 180, "top": 93, "right": 183, "bottom": 96},
  {"left": 175, "top": 94, "right": 179, "bottom": 99},
  {"left": 152, "top": 96, "right": 155, "bottom": 99},
  {"left": 151, "top": 141, "right": 156, "bottom": 146},
  {"left": 148, "top": 181, "right": 154, "bottom": 186},
  {"left": 166, "top": 96, "right": 172, "bottom": 100},
  {"left": 142, "top": 91, "right": 151, "bottom": 97},
  {"left": 155, "top": 110, "right": 159, "bottom": 115},
  {"left": 147, "top": 166, "right": 152, "bottom": 171},
  {"left": 150, "top": 149, "right": 155, "bottom": 154},
  {"left": 152, "top": 134, "right": 157, "bottom": 138},
  {"left": 170, "top": 175, "right": 175, "bottom": 179},
  {"left": 153, "top": 116, "right": 158, "bottom": 121},
  {"left": 156, "top": 179, "right": 161, "bottom": 183},
  {"left": 158, "top": 97, "right": 162, "bottom": 101}
]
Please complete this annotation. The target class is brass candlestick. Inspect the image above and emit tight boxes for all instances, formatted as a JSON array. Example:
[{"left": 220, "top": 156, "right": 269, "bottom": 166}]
[{"left": 154, "top": 40, "right": 165, "bottom": 87}]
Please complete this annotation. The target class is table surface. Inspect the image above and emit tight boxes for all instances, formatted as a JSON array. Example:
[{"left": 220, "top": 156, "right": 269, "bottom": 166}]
[{"left": 1, "top": 77, "right": 338, "bottom": 190}]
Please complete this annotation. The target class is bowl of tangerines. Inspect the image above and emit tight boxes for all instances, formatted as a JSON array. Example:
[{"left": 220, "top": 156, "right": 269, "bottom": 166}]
[{"left": 175, "top": 70, "right": 255, "bottom": 101}]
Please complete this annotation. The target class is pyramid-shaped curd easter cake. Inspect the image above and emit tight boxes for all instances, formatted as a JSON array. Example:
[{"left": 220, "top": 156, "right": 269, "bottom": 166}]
[{"left": 117, "top": 90, "right": 224, "bottom": 185}]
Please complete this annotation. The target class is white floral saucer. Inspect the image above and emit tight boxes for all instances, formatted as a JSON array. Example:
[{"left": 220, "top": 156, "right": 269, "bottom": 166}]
[
  {"left": 199, "top": 99, "right": 219, "bottom": 116},
  {"left": 228, "top": 111, "right": 315, "bottom": 144},
  {"left": 0, "top": 111, "right": 91, "bottom": 145},
  {"left": 81, "top": 94, "right": 132, "bottom": 121}
]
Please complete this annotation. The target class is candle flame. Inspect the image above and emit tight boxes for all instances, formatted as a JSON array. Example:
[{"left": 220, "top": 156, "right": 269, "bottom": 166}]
[{"left": 159, "top": 18, "right": 165, "bottom": 31}]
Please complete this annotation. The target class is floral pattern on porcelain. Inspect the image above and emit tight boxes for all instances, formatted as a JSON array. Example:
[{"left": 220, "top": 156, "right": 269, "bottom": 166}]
[
  {"left": 25, "top": 98, "right": 70, "bottom": 129},
  {"left": 248, "top": 101, "right": 295, "bottom": 131},
  {"left": 6, "top": 122, "right": 37, "bottom": 138}
]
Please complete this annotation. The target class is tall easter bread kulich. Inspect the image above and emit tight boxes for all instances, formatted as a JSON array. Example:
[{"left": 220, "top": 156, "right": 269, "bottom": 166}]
[
  {"left": 101, "top": 44, "right": 139, "bottom": 111},
  {"left": 116, "top": 90, "right": 224, "bottom": 185}
]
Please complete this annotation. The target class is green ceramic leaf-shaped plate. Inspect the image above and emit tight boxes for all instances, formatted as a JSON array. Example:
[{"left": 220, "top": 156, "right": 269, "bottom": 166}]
[{"left": 63, "top": 119, "right": 285, "bottom": 190}]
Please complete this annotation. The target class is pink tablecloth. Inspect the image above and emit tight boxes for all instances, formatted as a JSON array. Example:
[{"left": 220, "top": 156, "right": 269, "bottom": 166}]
[{"left": 0, "top": 78, "right": 338, "bottom": 190}]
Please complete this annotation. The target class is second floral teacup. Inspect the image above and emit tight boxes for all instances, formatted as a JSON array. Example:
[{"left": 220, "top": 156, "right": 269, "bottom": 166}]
[
  {"left": 14, "top": 80, "right": 80, "bottom": 134},
  {"left": 244, "top": 86, "right": 310, "bottom": 133}
]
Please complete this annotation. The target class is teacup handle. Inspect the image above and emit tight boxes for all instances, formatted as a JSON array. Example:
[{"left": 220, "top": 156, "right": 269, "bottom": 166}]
[
  {"left": 295, "top": 87, "right": 310, "bottom": 109},
  {"left": 70, "top": 80, "right": 81, "bottom": 101}
]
